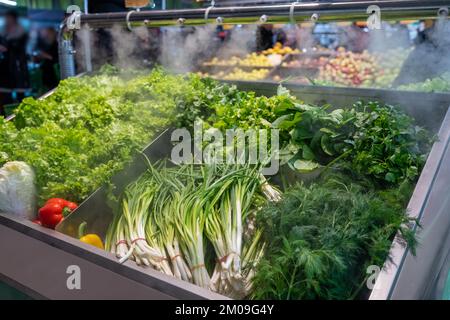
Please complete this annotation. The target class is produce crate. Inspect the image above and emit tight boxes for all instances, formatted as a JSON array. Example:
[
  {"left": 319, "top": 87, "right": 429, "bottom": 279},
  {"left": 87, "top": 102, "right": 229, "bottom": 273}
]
[
  {"left": 2, "top": 82, "right": 450, "bottom": 299},
  {"left": 371, "top": 107, "right": 450, "bottom": 300},
  {"left": 200, "top": 64, "right": 275, "bottom": 72},
  {"left": 199, "top": 64, "right": 278, "bottom": 82}
]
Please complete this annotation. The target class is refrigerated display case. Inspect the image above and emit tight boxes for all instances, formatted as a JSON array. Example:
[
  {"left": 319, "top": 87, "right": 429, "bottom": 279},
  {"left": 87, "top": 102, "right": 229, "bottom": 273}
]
[{"left": 2, "top": 0, "right": 450, "bottom": 300}]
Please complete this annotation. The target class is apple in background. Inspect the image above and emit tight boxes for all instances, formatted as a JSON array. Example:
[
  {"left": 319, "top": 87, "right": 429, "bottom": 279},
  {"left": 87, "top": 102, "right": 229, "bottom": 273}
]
[{"left": 318, "top": 49, "right": 382, "bottom": 87}]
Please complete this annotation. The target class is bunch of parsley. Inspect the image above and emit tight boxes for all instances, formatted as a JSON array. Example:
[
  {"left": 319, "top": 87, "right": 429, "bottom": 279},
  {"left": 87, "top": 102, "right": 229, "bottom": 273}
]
[{"left": 273, "top": 93, "right": 431, "bottom": 186}]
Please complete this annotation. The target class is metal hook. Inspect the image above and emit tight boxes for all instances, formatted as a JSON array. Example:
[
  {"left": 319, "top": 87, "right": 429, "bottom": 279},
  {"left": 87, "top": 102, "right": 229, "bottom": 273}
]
[
  {"left": 205, "top": 0, "right": 215, "bottom": 22},
  {"left": 204, "top": 0, "right": 222, "bottom": 26},
  {"left": 289, "top": 1, "right": 300, "bottom": 25},
  {"left": 205, "top": 7, "right": 214, "bottom": 22},
  {"left": 126, "top": 10, "right": 136, "bottom": 31}
]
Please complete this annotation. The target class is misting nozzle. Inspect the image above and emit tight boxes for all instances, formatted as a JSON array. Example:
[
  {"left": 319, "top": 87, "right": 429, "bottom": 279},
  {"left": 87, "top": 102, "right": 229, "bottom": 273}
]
[
  {"left": 438, "top": 7, "right": 449, "bottom": 17},
  {"left": 260, "top": 14, "right": 268, "bottom": 24}
]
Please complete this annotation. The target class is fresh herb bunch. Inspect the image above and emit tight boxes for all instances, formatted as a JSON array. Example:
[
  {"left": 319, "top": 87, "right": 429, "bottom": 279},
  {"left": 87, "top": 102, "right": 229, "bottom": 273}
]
[
  {"left": 252, "top": 174, "right": 416, "bottom": 300},
  {"left": 273, "top": 92, "right": 431, "bottom": 185},
  {"left": 187, "top": 83, "right": 431, "bottom": 186},
  {"left": 348, "top": 101, "right": 430, "bottom": 185}
]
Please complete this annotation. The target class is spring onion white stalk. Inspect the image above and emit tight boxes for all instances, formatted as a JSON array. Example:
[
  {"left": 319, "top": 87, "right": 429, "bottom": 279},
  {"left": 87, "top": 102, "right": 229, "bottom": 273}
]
[
  {"left": 106, "top": 161, "right": 280, "bottom": 298},
  {"left": 203, "top": 164, "right": 276, "bottom": 298},
  {"left": 149, "top": 171, "right": 192, "bottom": 282}
]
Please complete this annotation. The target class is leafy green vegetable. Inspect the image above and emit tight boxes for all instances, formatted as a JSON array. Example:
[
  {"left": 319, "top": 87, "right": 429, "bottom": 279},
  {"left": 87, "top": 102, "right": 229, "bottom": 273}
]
[
  {"left": 252, "top": 174, "right": 416, "bottom": 300},
  {"left": 179, "top": 80, "right": 431, "bottom": 186},
  {"left": 348, "top": 101, "right": 430, "bottom": 185},
  {"left": 178, "top": 82, "right": 299, "bottom": 132},
  {"left": 0, "top": 68, "right": 221, "bottom": 204},
  {"left": 293, "top": 159, "right": 320, "bottom": 172},
  {"left": 272, "top": 96, "right": 431, "bottom": 185},
  {"left": 397, "top": 73, "right": 450, "bottom": 93}
]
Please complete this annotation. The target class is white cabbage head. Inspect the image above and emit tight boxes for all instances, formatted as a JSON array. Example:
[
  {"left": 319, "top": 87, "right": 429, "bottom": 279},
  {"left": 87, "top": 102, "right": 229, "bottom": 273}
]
[{"left": 0, "top": 161, "right": 36, "bottom": 220}]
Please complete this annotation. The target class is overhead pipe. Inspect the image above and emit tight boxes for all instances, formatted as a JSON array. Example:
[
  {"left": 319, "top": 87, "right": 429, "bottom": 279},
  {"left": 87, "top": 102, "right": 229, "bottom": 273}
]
[
  {"left": 78, "top": 0, "right": 450, "bottom": 28},
  {"left": 59, "top": 0, "right": 450, "bottom": 79}
]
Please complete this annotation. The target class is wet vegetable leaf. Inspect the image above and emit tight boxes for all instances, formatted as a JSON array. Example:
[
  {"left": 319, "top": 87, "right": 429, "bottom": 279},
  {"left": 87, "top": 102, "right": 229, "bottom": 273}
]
[{"left": 293, "top": 160, "right": 320, "bottom": 173}]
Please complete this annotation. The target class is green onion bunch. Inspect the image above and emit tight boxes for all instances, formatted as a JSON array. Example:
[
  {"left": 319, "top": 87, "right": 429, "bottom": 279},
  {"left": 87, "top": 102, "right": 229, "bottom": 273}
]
[{"left": 106, "top": 161, "right": 280, "bottom": 297}]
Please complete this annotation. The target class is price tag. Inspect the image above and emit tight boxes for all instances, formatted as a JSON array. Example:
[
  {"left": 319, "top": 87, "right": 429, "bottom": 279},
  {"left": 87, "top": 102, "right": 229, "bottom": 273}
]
[{"left": 125, "top": 0, "right": 149, "bottom": 8}]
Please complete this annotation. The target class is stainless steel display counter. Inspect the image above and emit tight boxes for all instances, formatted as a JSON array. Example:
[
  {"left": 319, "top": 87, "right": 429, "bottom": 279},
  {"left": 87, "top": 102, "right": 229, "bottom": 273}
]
[{"left": 1, "top": 82, "right": 450, "bottom": 300}]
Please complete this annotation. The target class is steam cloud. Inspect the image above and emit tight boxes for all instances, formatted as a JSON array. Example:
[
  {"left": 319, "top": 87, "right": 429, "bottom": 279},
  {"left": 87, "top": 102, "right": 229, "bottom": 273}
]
[
  {"left": 159, "top": 24, "right": 216, "bottom": 73},
  {"left": 74, "top": 18, "right": 450, "bottom": 86}
]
